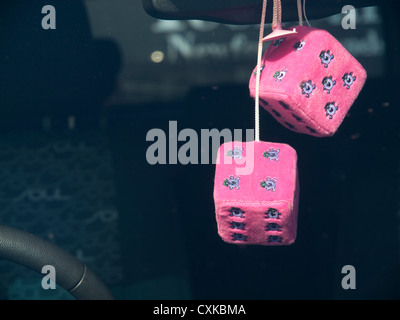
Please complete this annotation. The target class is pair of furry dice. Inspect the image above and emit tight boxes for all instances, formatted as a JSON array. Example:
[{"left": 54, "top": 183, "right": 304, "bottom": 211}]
[
  {"left": 249, "top": 25, "right": 367, "bottom": 137},
  {"left": 213, "top": 141, "right": 299, "bottom": 246}
]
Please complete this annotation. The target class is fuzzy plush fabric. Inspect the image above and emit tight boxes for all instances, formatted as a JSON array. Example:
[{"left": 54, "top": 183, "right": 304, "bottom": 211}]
[
  {"left": 249, "top": 25, "right": 367, "bottom": 137},
  {"left": 213, "top": 141, "right": 299, "bottom": 246}
]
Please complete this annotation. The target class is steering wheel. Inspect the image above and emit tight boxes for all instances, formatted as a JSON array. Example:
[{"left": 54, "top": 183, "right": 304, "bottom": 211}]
[{"left": 0, "top": 224, "right": 114, "bottom": 300}]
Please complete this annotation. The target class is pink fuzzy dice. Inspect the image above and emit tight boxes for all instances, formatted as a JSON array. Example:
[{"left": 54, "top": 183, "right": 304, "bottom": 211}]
[
  {"left": 249, "top": 25, "right": 367, "bottom": 137},
  {"left": 213, "top": 141, "right": 299, "bottom": 246}
]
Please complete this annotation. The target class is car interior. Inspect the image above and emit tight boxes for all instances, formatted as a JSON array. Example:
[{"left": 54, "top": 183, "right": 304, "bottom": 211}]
[{"left": 0, "top": 0, "right": 398, "bottom": 300}]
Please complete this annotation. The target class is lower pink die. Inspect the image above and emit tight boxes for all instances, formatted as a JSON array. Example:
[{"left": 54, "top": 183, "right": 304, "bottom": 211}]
[{"left": 213, "top": 141, "right": 299, "bottom": 245}]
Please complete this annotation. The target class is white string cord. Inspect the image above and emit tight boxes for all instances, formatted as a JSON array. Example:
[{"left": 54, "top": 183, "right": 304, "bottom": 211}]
[
  {"left": 255, "top": 0, "right": 268, "bottom": 142},
  {"left": 303, "top": 0, "right": 311, "bottom": 26}
]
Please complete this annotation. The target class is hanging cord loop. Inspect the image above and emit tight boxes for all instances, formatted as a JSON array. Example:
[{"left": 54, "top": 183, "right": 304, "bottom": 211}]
[
  {"left": 271, "top": 0, "right": 282, "bottom": 31},
  {"left": 297, "top": 0, "right": 303, "bottom": 26},
  {"left": 255, "top": 0, "right": 309, "bottom": 141},
  {"left": 254, "top": 0, "right": 268, "bottom": 142},
  {"left": 303, "top": 0, "right": 311, "bottom": 26}
]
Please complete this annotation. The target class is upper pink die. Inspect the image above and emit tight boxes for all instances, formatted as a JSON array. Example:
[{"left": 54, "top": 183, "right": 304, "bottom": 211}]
[{"left": 249, "top": 25, "right": 367, "bottom": 137}]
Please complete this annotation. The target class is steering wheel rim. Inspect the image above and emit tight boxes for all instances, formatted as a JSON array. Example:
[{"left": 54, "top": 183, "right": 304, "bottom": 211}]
[{"left": 0, "top": 224, "right": 115, "bottom": 300}]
